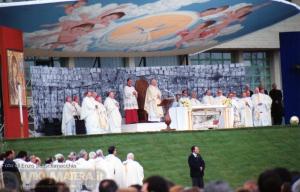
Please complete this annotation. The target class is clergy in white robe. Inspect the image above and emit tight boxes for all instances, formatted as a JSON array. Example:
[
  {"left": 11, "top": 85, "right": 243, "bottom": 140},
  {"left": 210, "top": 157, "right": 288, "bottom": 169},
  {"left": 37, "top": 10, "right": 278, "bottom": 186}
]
[
  {"left": 61, "top": 96, "right": 76, "bottom": 136},
  {"left": 251, "top": 87, "right": 272, "bottom": 126},
  {"left": 81, "top": 92, "right": 100, "bottom": 135},
  {"left": 232, "top": 93, "right": 242, "bottom": 127},
  {"left": 72, "top": 96, "right": 81, "bottom": 118},
  {"left": 202, "top": 89, "right": 214, "bottom": 105},
  {"left": 104, "top": 91, "right": 122, "bottom": 133},
  {"left": 123, "top": 153, "right": 144, "bottom": 187},
  {"left": 240, "top": 92, "right": 254, "bottom": 127},
  {"left": 124, "top": 78, "right": 139, "bottom": 124},
  {"left": 190, "top": 91, "right": 201, "bottom": 106},
  {"left": 95, "top": 96, "right": 108, "bottom": 133},
  {"left": 95, "top": 149, "right": 114, "bottom": 180},
  {"left": 214, "top": 89, "right": 227, "bottom": 105},
  {"left": 105, "top": 146, "right": 125, "bottom": 187},
  {"left": 144, "top": 79, "right": 163, "bottom": 122}
]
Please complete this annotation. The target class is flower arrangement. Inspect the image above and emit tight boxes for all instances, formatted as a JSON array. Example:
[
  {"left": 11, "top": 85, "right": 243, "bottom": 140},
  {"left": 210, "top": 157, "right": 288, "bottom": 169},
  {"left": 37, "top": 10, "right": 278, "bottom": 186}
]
[
  {"left": 180, "top": 98, "right": 192, "bottom": 109},
  {"left": 223, "top": 98, "right": 232, "bottom": 107}
]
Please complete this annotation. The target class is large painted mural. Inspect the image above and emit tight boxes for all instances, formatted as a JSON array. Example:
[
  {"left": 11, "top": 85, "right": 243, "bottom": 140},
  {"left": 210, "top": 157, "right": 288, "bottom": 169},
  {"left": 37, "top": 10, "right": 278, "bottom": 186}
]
[{"left": 0, "top": 0, "right": 299, "bottom": 56}]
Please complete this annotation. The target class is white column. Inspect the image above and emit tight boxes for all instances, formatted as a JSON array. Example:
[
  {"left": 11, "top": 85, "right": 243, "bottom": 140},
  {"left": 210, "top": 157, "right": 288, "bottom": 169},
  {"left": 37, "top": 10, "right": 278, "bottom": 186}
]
[
  {"left": 68, "top": 57, "right": 76, "bottom": 68},
  {"left": 124, "top": 57, "right": 135, "bottom": 68},
  {"left": 270, "top": 50, "right": 282, "bottom": 89}
]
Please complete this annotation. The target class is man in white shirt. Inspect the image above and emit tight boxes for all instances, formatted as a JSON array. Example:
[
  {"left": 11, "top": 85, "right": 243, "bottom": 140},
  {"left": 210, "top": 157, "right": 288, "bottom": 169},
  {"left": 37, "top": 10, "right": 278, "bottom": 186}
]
[
  {"left": 123, "top": 153, "right": 144, "bottom": 187},
  {"left": 105, "top": 146, "right": 125, "bottom": 187},
  {"left": 104, "top": 91, "right": 122, "bottom": 133},
  {"left": 124, "top": 78, "right": 139, "bottom": 124},
  {"left": 61, "top": 96, "right": 76, "bottom": 136},
  {"left": 202, "top": 89, "right": 214, "bottom": 105},
  {"left": 144, "top": 79, "right": 163, "bottom": 122}
]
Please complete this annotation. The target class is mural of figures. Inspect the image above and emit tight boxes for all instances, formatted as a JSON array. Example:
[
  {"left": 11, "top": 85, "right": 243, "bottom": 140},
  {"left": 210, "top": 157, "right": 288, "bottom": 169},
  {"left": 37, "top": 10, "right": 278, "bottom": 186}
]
[
  {"left": 0, "top": 0, "right": 299, "bottom": 55},
  {"left": 7, "top": 50, "right": 26, "bottom": 106}
]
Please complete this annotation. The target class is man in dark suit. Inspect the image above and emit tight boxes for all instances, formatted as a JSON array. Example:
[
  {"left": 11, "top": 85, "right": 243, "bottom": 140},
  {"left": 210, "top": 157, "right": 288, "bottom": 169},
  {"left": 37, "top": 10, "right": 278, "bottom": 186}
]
[
  {"left": 2, "top": 150, "right": 23, "bottom": 191},
  {"left": 269, "top": 83, "right": 283, "bottom": 125},
  {"left": 188, "top": 145, "right": 205, "bottom": 189}
]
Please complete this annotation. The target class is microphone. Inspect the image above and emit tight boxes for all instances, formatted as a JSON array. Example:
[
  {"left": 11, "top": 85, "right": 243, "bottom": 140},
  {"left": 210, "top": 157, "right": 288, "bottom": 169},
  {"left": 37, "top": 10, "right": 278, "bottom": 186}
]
[{"left": 163, "top": 89, "right": 175, "bottom": 100}]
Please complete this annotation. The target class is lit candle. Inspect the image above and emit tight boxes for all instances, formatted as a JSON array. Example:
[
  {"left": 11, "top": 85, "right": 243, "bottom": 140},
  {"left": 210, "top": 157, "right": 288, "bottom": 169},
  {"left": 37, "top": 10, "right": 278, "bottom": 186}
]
[{"left": 18, "top": 83, "right": 23, "bottom": 125}]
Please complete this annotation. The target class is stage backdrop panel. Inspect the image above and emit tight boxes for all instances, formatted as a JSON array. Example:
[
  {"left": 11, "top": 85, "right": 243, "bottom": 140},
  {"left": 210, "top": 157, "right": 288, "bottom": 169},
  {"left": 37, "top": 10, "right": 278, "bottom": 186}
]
[
  {"left": 279, "top": 32, "right": 300, "bottom": 123},
  {"left": 31, "top": 64, "right": 247, "bottom": 130},
  {"left": 0, "top": 26, "right": 29, "bottom": 139}
]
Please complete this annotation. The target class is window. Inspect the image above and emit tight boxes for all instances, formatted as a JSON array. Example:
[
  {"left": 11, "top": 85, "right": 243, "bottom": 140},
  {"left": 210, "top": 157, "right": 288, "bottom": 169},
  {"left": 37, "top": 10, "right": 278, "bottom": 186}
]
[
  {"left": 243, "top": 52, "right": 271, "bottom": 91},
  {"left": 190, "top": 51, "right": 232, "bottom": 65}
]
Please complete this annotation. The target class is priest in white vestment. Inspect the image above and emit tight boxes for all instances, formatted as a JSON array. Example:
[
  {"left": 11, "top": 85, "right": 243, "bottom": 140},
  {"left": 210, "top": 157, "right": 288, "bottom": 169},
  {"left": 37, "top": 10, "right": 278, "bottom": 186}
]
[
  {"left": 190, "top": 91, "right": 201, "bottom": 106},
  {"left": 123, "top": 153, "right": 144, "bottom": 187},
  {"left": 251, "top": 87, "right": 272, "bottom": 126},
  {"left": 240, "top": 92, "right": 254, "bottom": 127},
  {"left": 124, "top": 78, "right": 139, "bottom": 124},
  {"left": 232, "top": 92, "right": 242, "bottom": 127},
  {"left": 62, "top": 96, "right": 76, "bottom": 136},
  {"left": 72, "top": 96, "right": 81, "bottom": 118},
  {"left": 105, "top": 146, "right": 125, "bottom": 187},
  {"left": 144, "top": 79, "right": 163, "bottom": 122},
  {"left": 202, "top": 89, "right": 214, "bottom": 105},
  {"left": 95, "top": 96, "right": 108, "bottom": 133},
  {"left": 214, "top": 89, "right": 227, "bottom": 105},
  {"left": 95, "top": 149, "right": 114, "bottom": 180},
  {"left": 104, "top": 91, "right": 122, "bottom": 133},
  {"left": 81, "top": 91, "right": 100, "bottom": 135}
]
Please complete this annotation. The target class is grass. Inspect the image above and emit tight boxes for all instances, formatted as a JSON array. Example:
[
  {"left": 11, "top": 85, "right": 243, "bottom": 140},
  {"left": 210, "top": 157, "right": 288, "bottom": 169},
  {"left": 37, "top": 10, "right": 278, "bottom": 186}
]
[{"left": 1, "top": 126, "right": 300, "bottom": 188}]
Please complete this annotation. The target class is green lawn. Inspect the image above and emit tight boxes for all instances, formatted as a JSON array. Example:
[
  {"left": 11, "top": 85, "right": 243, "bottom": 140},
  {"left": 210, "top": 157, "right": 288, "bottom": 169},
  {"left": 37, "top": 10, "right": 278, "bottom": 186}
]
[{"left": 1, "top": 126, "right": 300, "bottom": 188}]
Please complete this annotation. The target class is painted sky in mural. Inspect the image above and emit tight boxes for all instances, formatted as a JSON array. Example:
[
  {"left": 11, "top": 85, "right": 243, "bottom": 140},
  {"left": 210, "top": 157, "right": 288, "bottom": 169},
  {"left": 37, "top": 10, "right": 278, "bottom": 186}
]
[{"left": 0, "top": 0, "right": 299, "bottom": 54}]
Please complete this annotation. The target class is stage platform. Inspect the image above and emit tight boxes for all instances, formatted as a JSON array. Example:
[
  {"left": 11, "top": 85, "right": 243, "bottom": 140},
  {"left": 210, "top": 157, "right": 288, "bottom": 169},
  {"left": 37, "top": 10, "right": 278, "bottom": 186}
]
[{"left": 121, "top": 122, "right": 167, "bottom": 133}]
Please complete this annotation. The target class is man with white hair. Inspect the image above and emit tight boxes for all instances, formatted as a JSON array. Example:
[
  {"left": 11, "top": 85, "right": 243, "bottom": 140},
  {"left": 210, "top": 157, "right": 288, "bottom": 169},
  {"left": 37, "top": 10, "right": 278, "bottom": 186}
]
[
  {"left": 251, "top": 87, "right": 272, "bottom": 126},
  {"left": 123, "top": 153, "right": 144, "bottom": 187},
  {"left": 65, "top": 152, "right": 76, "bottom": 165},
  {"left": 62, "top": 96, "right": 76, "bottom": 135},
  {"left": 144, "top": 79, "right": 163, "bottom": 122},
  {"left": 88, "top": 151, "right": 97, "bottom": 168},
  {"left": 240, "top": 92, "right": 254, "bottom": 127},
  {"left": 95, "top": 95, "right": 108, "bottom": 133},
  {"left": 190, "top": 91, "right": 201, "bottom": 106},
  {"left": 94, "top": 149, "right": 114, "bottom": 180},
  {"left": 53, "top": 153, "right": 65, "bottom": 165},
  {"left": 104, "top": 91, "right": 122, "bottom": 133},
  {"left": 76, "top": 149, "right": 93, "bottom": 168},
  {"left": 81, "top": 91, "right": 99, "bottom": 135},
  {"left": 214, "top": 89, "right": 227, "bottom": 105},
  {"left": 105, "top": 146, "right": 125, "bottom": 187},
  {"left": 202, "top": 89, "right": 214, "bottom": 105}
]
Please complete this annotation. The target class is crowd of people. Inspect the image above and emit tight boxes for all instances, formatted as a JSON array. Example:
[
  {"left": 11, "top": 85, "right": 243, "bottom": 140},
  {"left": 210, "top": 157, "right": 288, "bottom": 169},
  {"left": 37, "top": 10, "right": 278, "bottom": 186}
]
[
  {"left": 61, "top": 77, "right": 284, "bottom": 135},
  {"left": 0, "top": 146, "right": 144, "bottom": 191},
  {"left": 173, "top": 83, "right": 283, "bottom": 128},
  {"left": 61, "top": 78, "right": 164, "bottom": 136},
  {"left": 0, "top": 147, "right": 299, "bottom": 192}
]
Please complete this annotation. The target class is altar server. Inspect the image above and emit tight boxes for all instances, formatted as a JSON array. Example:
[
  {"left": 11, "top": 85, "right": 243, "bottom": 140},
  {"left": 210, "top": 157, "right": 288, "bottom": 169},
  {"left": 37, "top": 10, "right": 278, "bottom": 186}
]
[{"left": 124, "top": 78, "right": 139, "bottom": 124}]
